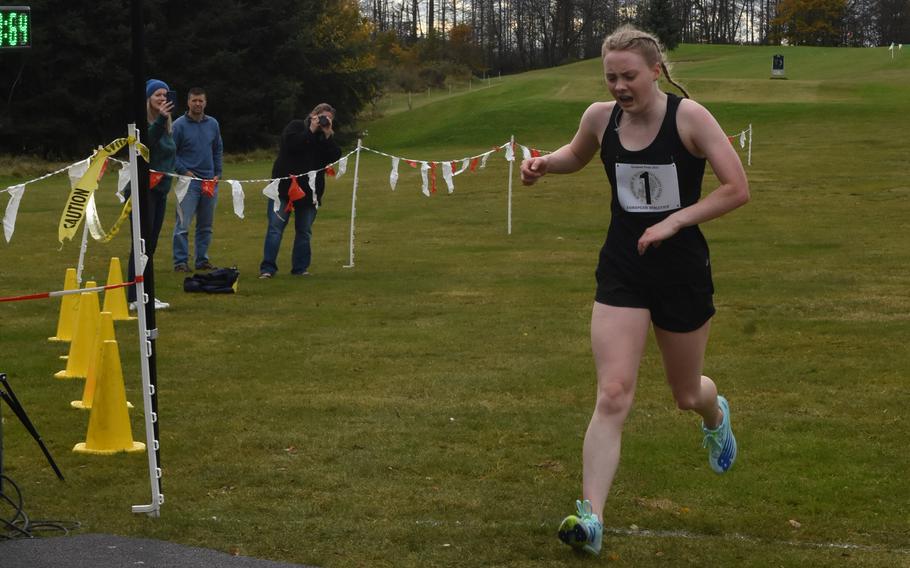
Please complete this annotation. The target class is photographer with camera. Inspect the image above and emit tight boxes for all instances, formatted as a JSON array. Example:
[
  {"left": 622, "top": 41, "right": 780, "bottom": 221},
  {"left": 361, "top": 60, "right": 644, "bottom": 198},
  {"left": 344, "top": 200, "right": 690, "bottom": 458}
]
[{"left": 259, "top": 103, "right": 342, "bottom": 278}]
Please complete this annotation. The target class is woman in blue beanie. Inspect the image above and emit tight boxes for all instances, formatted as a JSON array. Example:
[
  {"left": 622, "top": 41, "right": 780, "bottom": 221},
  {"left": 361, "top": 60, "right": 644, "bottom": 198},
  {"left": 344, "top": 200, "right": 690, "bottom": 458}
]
[{"left": 127, "top": 78, "right": 177, "bottom": 310}]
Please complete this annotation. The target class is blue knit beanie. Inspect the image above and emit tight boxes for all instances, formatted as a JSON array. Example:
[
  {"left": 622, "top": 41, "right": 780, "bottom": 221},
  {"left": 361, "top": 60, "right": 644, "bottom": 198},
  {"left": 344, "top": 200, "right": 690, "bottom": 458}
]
[{"left": 145, "top": 79, "right": 169, "bottom": 99}]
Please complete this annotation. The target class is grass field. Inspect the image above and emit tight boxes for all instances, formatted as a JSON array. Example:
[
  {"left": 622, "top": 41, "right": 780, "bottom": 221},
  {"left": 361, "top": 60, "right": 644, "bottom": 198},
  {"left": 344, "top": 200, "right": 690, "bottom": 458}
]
[{"left": 1, "top": 45, "right": 909, "bottom": 567}]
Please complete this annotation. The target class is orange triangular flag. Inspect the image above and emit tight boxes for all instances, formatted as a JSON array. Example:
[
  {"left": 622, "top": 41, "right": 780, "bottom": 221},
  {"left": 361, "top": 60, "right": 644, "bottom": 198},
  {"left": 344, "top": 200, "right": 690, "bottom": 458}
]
[
  {"left": 201, "top": 179, "right": 216, "bottom": 197},
  {"left": 285, "top": 176, "right": 306, "bottom": 213},
  {"left": 149, "top": 172, "right": 164, "bottom": 189}
]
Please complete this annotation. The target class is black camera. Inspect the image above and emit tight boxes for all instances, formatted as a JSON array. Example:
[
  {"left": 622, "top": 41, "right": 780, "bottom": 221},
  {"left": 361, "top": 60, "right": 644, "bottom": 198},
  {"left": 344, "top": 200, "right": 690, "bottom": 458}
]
[{"left": 317, "top": 115, "right": 330, "bottom": 128}]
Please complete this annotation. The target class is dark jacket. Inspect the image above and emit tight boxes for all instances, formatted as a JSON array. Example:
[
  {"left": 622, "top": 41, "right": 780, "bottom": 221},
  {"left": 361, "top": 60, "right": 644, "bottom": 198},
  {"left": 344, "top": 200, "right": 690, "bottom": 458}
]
[
  {"left": 271, "top": 119, "right": 342, "bottom": 207},
  {"left": 126, "top": 114, "right": 175, "bottom": 197}
]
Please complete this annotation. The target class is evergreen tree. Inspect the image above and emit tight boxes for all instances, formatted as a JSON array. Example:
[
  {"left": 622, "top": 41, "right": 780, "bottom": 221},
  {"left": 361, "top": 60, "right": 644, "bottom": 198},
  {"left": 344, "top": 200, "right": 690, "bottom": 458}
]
[
  {"left": 0, "top": 0, "right": 380, "bottom": 157},
  {"left": 640, "top": 0, "right": 683, "bottom": 50}
]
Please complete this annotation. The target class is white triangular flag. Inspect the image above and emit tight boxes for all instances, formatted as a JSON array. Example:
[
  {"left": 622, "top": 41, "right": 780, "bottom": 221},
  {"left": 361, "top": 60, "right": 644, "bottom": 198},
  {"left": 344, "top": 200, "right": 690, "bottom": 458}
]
[
  {"left": 173, "top": 175, "right": 191, "bottom": 204},
  {"left": 172, "top": 175, "right": 191, "bottom": 225},
  {"left": 308, "top": 171, "right": 318, "bottom": 207},
  {"left": 441, "top": 161, "right": 455, "bottom": 193},
  {"left": 389, "top": 157, "right": 400, "bottom": 191},
  {"left": 889, "top": 42, "right": 894, "bottom": 51},
  {"left": 480, "top": 151, "right": 492, "bottom": 169},
  {"left": 336, "top": 156, "right": 348, "bottom": 178},
  {"left": 3, "top": 184, "right": 25, "bottom": 242},
  {"left": 739, "top": 131, "right": 746, "bottom": 148},
  {"left": 68, "top": 159, "right": 90, "bottom": 189},
  {"left": 116, "top": 163, "right": 130, "bottom": 203},
  {"left": 454, "top": 158, "right": 469, "bottom": 176},
  {"left": 262, "top": 179, "right": 281, "bottom": 213},
  {"left": 521, "top": 145, "right": 531, "bottom": 161},
  {"left": 420, "top": 162, "right": 430, "bottom": 197},
  {"left": 228, "top": 180, "right": 245, "bottom": 219},
  {"left": 504, "top": 143, "right": 515, "bottom": 162}
]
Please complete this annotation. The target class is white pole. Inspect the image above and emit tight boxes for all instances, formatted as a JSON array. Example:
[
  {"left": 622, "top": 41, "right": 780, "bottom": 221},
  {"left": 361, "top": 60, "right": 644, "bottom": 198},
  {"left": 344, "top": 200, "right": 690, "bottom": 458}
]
[
  {"left": 126, "top": 124, "right": 163, "bottom": 517},
  {"left": 344, "top": 139, "right": 363, "bottom": 268},
  {"left": 507, "top": 135, "right": 514, "bottom": 235},
  {"left": 747, "top": 124, "right": 752, "bottom": 166},
  {"left": 75, "top": 213, "right": 90, "bottom": 285}
]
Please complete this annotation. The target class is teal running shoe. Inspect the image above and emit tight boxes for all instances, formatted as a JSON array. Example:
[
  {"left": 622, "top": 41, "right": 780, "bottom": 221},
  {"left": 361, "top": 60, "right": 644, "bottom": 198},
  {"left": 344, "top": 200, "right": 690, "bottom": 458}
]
[
  {"left": 702, "top": 395, "right": 737, "bottom": 473},
  {"left": 558, "top": 499, "right": 603, "bottom": 555}
]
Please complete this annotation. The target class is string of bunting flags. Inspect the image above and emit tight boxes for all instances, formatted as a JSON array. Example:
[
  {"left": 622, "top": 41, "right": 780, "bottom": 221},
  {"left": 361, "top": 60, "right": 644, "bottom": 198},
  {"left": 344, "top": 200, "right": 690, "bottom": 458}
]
[{"left": 2, "top": 126, "right": 752, "bottom": 245}]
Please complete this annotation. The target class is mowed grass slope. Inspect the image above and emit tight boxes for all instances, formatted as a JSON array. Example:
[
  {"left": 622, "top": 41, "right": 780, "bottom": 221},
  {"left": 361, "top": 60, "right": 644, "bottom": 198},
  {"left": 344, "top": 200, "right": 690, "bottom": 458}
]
[{"left": 0, "top": 45, "right": 908, "bottom": 567}]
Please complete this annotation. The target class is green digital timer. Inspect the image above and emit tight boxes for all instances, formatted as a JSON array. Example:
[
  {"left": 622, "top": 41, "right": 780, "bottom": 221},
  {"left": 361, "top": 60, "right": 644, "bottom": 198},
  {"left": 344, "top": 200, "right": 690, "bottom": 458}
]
[{"left": 0, "top": 6, "right": 30, "bottom": 49}]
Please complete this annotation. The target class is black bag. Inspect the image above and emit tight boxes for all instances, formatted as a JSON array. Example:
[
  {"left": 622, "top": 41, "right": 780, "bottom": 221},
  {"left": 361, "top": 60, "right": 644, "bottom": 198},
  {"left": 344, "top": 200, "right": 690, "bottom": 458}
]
[{"left": 183, "top": 267, "right": 239, "bottom": 294}]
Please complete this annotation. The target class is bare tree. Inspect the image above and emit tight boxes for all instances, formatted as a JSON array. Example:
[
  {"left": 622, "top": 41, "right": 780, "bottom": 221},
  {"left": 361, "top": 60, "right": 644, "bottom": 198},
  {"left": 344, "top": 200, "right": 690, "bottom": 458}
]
[{"left": 358, "top": 0, "right": 888, "bottom": 75}]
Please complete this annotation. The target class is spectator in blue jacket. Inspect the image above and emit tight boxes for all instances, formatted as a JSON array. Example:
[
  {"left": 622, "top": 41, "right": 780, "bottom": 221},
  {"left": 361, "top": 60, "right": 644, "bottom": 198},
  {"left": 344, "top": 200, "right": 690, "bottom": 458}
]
[{"left": 172, "top": 87, "right": 223, "bottom": 272}]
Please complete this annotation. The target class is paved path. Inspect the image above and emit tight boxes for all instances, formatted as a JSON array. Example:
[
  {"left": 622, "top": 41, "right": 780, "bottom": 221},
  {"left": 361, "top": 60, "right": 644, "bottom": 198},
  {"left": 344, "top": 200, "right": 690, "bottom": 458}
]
[{"left": 0, "top": 533, "right": 319, "bottom": 568}]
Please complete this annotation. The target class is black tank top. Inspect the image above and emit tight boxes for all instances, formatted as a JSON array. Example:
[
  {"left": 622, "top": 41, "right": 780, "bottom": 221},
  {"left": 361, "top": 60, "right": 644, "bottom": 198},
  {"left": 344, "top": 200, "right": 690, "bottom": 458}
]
[{"left": 598, "top": 93, "right": 711, "bottom": 286}]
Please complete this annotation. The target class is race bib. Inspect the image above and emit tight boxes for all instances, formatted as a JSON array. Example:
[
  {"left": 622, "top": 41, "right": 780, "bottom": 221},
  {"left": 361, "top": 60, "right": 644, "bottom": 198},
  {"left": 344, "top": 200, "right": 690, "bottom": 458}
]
[{"left": 615, "top": 162, "right": 681, "bottom": 213}]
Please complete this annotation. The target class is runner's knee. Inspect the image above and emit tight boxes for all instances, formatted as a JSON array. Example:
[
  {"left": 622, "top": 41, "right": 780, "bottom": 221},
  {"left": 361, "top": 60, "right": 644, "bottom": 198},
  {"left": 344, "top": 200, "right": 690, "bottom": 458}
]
[{"left": 595, "top": 380, "right": 633, "bottom": 417}]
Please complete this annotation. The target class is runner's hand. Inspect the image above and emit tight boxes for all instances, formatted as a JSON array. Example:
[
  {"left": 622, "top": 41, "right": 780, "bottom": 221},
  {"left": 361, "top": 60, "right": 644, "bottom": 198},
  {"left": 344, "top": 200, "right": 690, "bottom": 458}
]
[{"left": 520, "top": 157, "right": 548, "bottom": 185}]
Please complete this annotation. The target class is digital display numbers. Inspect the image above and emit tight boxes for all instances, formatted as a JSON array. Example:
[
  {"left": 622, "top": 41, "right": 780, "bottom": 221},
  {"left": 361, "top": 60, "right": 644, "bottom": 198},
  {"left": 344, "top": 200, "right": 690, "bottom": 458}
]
[{"left": 0, "top": 6, "right": 30, "bottom": 49}]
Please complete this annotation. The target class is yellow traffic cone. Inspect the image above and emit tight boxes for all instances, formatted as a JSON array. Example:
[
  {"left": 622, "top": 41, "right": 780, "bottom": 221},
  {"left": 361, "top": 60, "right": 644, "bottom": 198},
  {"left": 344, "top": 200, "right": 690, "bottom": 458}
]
[
  {"left": 59, "top": 280, "right": 96, "bottom": 361},
  {"left": 55, "top": 288, "right": 100, "bottom": 379},
  {"left": 102, "top": 257, "right": 135, "bottom": 321},
  {"left": 71, "top": 312, "right": 133, "bottom": 410},
  {"left": 48, "top": 268, "right": 79, "bottom": 342},
  {"left": 73, "top": 339, "right": 145, "bottom": 455}
]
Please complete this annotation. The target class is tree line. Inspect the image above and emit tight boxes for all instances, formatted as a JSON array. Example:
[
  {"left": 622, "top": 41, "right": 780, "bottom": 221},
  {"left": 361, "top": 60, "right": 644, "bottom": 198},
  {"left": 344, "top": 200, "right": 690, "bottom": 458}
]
[
  {"left": 364, "top": 0, "right": 910, "bottom": 73},
  {"left": 2, "top": 0, "right": 907, "bottom": 158},
  {"left": 0, "top": 0, "right": 379, "bottom": 158}
]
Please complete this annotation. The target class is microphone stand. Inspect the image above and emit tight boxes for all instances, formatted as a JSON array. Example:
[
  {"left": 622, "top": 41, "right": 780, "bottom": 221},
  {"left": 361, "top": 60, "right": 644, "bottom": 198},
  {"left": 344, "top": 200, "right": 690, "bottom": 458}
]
[{"left": 0, "top": 372, "right": 65, "bottom": 495}]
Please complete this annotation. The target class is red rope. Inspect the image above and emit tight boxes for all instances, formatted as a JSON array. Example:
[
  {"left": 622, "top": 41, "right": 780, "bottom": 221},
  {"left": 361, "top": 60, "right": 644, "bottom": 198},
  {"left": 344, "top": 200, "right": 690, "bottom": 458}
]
[{"left": 0, "top": 279, "right": 138, "bottom": 303}]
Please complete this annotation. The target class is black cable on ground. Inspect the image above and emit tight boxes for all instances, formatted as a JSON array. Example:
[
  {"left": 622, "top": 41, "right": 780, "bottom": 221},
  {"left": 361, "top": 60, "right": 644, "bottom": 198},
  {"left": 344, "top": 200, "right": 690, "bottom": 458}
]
[{"left": 1, "top": 474, "right": 81, "bottom": 540}]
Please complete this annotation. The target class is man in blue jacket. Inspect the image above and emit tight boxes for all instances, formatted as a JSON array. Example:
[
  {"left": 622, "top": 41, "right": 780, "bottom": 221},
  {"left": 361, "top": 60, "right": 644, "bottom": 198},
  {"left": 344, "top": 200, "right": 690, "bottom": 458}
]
[{"left": 172, "top": 87, "right": 223, "bottom": 272}]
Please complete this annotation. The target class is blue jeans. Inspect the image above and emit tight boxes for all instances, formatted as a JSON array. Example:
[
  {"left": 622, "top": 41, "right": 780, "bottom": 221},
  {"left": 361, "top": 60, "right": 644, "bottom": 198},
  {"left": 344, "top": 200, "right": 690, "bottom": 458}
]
[
  {"left": 260, "top": 199, "right": 318, "bottom": 275},
  {"left": 173, "top": 180, "right": 218, "bottom": 268}
]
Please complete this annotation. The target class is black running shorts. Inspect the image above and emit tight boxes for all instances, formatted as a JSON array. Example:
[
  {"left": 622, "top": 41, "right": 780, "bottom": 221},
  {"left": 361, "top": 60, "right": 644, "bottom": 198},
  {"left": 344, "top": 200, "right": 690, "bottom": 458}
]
[{"left": 594, "top": 271, "right": 715, "bottom": 333}]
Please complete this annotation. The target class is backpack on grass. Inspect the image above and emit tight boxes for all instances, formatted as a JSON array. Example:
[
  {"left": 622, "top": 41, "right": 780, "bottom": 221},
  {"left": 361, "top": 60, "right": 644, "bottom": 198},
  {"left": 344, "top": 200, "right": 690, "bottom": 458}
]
[{"left": 183, "top": 267, "right": 239, "bottom": 294}]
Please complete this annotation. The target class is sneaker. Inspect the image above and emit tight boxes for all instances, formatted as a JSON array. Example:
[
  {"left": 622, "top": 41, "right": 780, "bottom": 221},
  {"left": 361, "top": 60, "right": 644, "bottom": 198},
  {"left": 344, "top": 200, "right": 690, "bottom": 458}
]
[
  {"left": 258, "top": 272, "right": 273, "bottom": 279},
  {"left": 290, "top": 271, "right": 311, "bottom": 276},
  {"left": 196, "top": 261, "right": 217, "bottom": 271},
  {"left": 702, "top": 395, "right": 737, "bottom": 474},
  {"left": 174, "top": 263, "right": 191, "bottom": 273},
  {"left": 154, "top": 298, "right": 170, "bottom": 310},
  {"left": 558, "top": 499, "right": 603, "bottom": 555}
]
